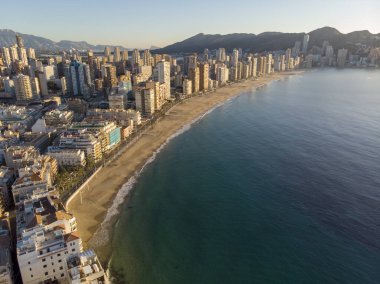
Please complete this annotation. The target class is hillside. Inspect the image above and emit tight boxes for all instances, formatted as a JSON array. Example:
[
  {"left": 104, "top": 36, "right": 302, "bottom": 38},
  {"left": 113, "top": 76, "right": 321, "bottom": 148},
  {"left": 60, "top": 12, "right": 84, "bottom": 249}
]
[
  {"left": 0, "top": 29, "right": 126, "bottom": 51},
  {"left": 155, "top": 27, "right": 380, "bottom": 54}
]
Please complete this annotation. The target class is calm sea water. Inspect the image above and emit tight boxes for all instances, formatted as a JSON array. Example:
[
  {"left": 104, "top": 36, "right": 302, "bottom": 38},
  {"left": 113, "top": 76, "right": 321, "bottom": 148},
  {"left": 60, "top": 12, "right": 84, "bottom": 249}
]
[{"left": 109, "top": 69, "right": 380, "bottom": 284}]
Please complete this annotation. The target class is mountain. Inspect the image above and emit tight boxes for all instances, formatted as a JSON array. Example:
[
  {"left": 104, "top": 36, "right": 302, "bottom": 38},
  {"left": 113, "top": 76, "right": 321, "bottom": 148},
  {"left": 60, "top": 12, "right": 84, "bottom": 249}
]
[
  {"left": 1, "top": 27, "right": 379, "bottom": 53},
  {"left": 155, "top": 27, "right": 380, "bottom": 54},
  {"left": 0, "top": 29, "right": 126, "bottom": 51}
]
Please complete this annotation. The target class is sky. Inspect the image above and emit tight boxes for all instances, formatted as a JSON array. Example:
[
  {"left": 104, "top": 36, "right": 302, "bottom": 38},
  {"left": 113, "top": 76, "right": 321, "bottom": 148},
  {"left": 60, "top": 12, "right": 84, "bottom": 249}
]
[{"left": 1, "top": 0, "right": 379, "bottom": 48}]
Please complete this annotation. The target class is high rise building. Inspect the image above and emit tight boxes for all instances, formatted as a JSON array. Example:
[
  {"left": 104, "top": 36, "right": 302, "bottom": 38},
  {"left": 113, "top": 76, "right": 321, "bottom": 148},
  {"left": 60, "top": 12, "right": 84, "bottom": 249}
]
[
  {"left": 122, "top": 50, "right": 129, "bottom": 61},
  {"left": 14, "top": 74, "right": 33, "bottom": 101},
  {"left": 17, "top": 47, "right": 28, "bottom": 66},
  {"left": 257, "top": 56, "right": 266, "bottom": 76},
  {"left": 337, "top": 48, "right": 348, "bottom": 68},
  {"left": 302, "top": 34, "right": 310, "bottom": 53},
  {"left": 216, "top": 64, "right": 229, "bottom": 84},
  {"left": 114, "top": 47, "right": 121, "bottom": 62},
  {"left": 183, "top": 79, "right": 192, "bottom": 95},
  {"left": 203, "top": 48, "right": 209, "bottom": 61},
  {"left": 135, "top": 88, "right": 155, "bottom": 115},
  {"left": 157, "top": 60, "right": 170, "bottom": 99},
  {"left": 188, "top": 66, "right": 200, "bottom": 93},
  {"left": 104, "top": 46, "right": 111, "bottom": 58},
  {"left": 1, "top": 47, "right": 11, "bottom": 67},
  {"left": 266, "top": 54, "right": 272, "bottom": 74},
  {"left": 251, "top": 57, "right": 257, "bottom": 77},
  {"left": 64, "top": 61, "right": 90, "bottom": 96},
  {"left": 132, "top": 49, "right": 140, "bottom": 66},
  {"left": 101, "top": 64, "right": 117, "bottom": 88},
  {"left": 16, "top": 34, "right": 24, "bottom": 48},
  {"left": 285, "top": 48, "right": 292, "bottom": 70},
  {"left": 26, "top": 48, "right": 36, "bottom": 59},
  {"left": 217, "top": 48, "right": 226, "bottom": 62},
  {"left": 9, "top": 45, "right": 19, "bottom": 62},
  {"left": 325, "top": 45, "right": 334, "bottom": 58},
  {"left": 231, "top": 48, "right": 239, "bottom": 66},
  {"left": 292, "top": 41, "right": 302, "bottom": 56},
  {"left": 143, "top": 49, "right": 152, "bottom": 66},
  {"left": 199, "top": 63, "right": 209, "bottom": 91}
]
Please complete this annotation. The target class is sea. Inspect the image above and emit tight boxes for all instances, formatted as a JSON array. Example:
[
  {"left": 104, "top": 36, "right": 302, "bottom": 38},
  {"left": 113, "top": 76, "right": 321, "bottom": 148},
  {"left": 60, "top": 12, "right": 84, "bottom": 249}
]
[{"left": 108, "top": 69, "right": 380, "bottom": 283}]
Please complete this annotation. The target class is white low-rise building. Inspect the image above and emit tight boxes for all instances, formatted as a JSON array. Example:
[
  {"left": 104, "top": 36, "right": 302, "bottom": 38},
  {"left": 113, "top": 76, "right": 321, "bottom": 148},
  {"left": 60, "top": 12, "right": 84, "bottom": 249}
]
[
  {"left": 47, "top": 147, "right": 86, "bottom": 167},
  {"left": 66, "top": 249, "right": 109, "bottom": 284},
  {"left": 16, "top": 194, "right": 82, "bottom": 284}
]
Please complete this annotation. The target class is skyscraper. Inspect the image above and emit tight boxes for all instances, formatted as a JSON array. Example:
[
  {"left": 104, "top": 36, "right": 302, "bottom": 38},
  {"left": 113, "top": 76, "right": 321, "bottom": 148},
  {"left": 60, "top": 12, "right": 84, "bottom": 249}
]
[
  {"left": 266, "top": 54, "right": 272, "bottom": 74},
  {"left": 132, "top": 49, "right": 140, "bottom": 66},
  {"left": 26, "top": 47, "right": 36, "bottom": 59},
  {"left": 216, "top": 64, "right": 229, "bottom": 84},
  {"left": 64, "top": 61, "right": 90, "bottom": 96},
  {"left": 101, "top": 64, "right": 118, "bottom": 88},
  {"left": 143, "top": 49, "right": 152, "bottom": 66},
  {"left": 337, "top": 48, "right": 348, "bottom": 68},
  {"left": 189, "top": 66, "right": 200, "bottom": 93},
  {"left": 104, "top": 46, "right": 111, "bottom": 57},
  {"left": 257, "top": 56, "right": 266, "bottom": 76},
  {"left": 203, "top": 48, "right": 209, "bottom": 61},
  {"left": 1, "top": 47, "right": 11, "bottom": 67},
  {"left": 199, "top": 63, "right": 209, "bottom": 91},
  {"left": 157, "top": 60, "right": 170, "bottom": 99},
  {"left": 14, "top": 74, "right": 33, "bottom": 101},
  {"left": 231, "top": 48, "right": 239, "bottom": 66},
  {"left": 16, "top": 34, "right": 24, "bottom": 48},
  {"left": 122, "top": 50, "right": 129, "bottom": 61},
  {"left": 217, "top": 48, "right": 226, "bottom": 62},
  {"left": 302, "top": 34, "right": 310, "bottom": 53},
  {"left": 114, "top": 47, "right": 121, "bottom": 62},
  {"left": 17, "top": 47, "right": 28, "bottom": 66},
  {"left": 9, "top": 45, "right": 19, "bottom": 61}
]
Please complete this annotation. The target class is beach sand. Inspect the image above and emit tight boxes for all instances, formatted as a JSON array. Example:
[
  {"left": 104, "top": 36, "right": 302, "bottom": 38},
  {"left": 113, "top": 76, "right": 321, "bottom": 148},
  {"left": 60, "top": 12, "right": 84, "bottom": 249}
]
[{"left": 66, "top": 72, "right": 300, "bottom": 262}]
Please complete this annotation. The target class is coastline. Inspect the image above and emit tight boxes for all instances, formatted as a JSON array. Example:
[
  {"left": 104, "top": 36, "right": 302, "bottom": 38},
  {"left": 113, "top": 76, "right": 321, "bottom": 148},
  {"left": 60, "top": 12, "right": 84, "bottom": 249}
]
[{"left": 66, "top": 72, "right": 302, "bottom": 263}]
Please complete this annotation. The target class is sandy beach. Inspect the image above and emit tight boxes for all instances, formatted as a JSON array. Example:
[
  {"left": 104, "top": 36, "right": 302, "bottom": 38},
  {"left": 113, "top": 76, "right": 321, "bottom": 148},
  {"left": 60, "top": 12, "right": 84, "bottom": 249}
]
[{"left": 66, "top": 72, "right": 300, "bottom": 261}]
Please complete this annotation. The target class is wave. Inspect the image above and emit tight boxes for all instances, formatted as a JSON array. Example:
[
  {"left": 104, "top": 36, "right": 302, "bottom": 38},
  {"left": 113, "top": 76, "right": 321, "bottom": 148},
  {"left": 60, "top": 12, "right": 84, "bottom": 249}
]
[{"left": 89, "top": 97, "right": 237, "bottom": 248}]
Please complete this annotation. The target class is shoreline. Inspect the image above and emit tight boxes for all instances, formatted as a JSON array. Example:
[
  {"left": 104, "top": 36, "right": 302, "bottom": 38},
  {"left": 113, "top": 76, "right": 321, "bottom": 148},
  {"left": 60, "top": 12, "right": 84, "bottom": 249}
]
[{"left": 66, "top": 71, "right": 303, "bottom": 264}]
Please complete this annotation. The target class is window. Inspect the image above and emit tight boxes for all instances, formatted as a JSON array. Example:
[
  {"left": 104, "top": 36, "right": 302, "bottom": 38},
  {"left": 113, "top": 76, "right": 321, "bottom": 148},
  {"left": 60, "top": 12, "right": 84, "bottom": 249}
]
[
  {"left": 52, "top": 262, "right": 54, "bottom": 266},
  {"left": 72, "top": 249, "right": 75, "bottom": 252},
  {"left": 57, "top": 253, "right": 61, "bottom": 257},
  {"left": 53, "top": 269, "right": 55, "bottom": 273},
  {"left": 60, "top": 266, "right": 63, "bottom": 270},
  {"left": 31, "top": 275, "right": 33, "bottom": 278},
  {"left": 58, "top": 260, "right": 62, "bottom": 263},
  {"left": 51, "top": 256, "right": 53, "bottom": 259},
  {"left": 45, "top": 272, "right": 48, "bottom": 276},
  {"left": 28, "top": 261, "right": 30, "bottom": 265},
  {"left": 29, "top": 268, "right": 32, "bottom": 271},
  {"left": 61, "top": 274, "right": 64, "bottom": 277},
  {"left": 43, "top": 265, "right": 47, "bottom": 268},
  {"left": 42, "top": 258, "right": 46, "bottom": 262}
]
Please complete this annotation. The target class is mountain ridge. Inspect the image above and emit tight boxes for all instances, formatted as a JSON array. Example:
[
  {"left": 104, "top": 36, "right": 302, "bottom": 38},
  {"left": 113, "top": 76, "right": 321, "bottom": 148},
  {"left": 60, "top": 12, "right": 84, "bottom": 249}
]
[
  {"left": 155, "top": 27, "right": 380, "bottom": 54},
  {"left": 1, "top": 27, "right": 379, "bottom": 53},
  {"left": 0, "top": 29, "right": 128, "bottom": 51}
]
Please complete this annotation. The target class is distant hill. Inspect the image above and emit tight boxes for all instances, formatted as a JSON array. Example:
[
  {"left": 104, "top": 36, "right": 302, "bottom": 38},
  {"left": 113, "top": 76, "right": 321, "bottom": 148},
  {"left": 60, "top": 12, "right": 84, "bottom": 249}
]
[
  {"left": 155, "top": 27, "right": 380, "bottom": 54},
  {"left": 1, "top": 27, "right": 379, "bottom": 54},
  {"left": 0, "top": 29, "right": 127, "bottom": 51}
]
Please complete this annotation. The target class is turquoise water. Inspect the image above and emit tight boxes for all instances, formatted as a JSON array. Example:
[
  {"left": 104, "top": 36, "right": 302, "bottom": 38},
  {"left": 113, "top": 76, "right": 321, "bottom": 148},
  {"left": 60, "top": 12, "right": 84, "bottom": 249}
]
[{"left": 109, "top": 69, "right": 380, "bottom": 283}]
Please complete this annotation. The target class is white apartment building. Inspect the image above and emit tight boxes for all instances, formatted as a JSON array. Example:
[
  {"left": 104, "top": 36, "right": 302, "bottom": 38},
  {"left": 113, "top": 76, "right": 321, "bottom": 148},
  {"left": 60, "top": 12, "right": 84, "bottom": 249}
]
[
  {"left": 66, "top": 249, "right": 109, "bottom": 283},
  {"left": 16, "top": 194, "right": 82, "bottom": 284},
  {"left": 183, "top": 79, "right": 192, "bottom": 96},
  {"left": 157, "top": 60, "right": 171, "bottom": 99},
  {"left": 47, "top": 148, "right": 86, "bottom": 167},
  {"left": 59, "top": 130, "right": 102, "bottom": 163}
]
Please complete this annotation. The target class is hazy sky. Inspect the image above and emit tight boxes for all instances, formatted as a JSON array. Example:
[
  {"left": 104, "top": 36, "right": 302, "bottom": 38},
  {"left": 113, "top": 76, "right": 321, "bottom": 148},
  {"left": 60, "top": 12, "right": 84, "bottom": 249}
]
[{"left": 1, "top": 0, "right": 379, "bottom": 48}]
